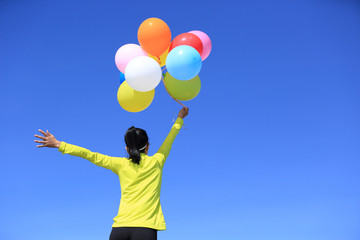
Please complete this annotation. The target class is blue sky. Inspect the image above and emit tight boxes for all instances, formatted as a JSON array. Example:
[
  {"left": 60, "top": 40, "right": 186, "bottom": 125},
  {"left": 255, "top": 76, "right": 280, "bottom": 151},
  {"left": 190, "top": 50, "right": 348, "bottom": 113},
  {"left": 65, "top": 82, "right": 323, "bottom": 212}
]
[{"left": 1, "top": 0, "right": 360, "bottom": 239}]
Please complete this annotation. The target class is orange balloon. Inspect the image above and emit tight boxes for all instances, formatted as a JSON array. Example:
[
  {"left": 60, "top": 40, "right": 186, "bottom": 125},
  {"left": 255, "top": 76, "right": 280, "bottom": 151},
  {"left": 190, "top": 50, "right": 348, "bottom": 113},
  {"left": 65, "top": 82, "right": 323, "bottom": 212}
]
[{"left": 138, "top": 18, "right": 171, "bottom": 57}]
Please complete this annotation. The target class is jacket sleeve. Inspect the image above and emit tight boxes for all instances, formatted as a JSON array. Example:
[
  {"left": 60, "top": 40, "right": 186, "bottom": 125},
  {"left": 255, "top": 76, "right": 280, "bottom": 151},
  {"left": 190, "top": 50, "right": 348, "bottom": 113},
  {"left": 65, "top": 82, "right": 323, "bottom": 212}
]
[
  {"left": 154, "top": 117, "right": 184, "bottom": 168},
  {"left": 58, "top": 142, "right": 123, "bottom": 174}
]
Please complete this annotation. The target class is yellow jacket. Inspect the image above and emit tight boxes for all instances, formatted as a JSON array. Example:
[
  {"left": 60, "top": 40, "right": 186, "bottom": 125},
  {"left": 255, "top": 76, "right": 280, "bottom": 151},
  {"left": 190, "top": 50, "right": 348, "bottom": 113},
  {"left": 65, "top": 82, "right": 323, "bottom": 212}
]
[{"left": 58, "top": 117, "right": 184, "bottom": 230}]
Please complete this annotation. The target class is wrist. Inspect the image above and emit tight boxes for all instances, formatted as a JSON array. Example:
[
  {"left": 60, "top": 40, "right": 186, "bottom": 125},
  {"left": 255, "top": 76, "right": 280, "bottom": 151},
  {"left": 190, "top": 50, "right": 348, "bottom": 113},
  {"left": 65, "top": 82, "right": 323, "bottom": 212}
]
[{"left": 55, "top": 141, "right": 61, "bottom": 148}]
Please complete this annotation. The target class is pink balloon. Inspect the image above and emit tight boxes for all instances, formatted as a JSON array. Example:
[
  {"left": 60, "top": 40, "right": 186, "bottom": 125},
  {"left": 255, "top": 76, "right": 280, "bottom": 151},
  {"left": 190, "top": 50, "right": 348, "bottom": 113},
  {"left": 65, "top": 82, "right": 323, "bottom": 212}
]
[
  {"left": 115, "top": 44, "right": 147, "bottom": 73},
  {"left": 188, "top": 30, "right": 212, "bottom": 61}
]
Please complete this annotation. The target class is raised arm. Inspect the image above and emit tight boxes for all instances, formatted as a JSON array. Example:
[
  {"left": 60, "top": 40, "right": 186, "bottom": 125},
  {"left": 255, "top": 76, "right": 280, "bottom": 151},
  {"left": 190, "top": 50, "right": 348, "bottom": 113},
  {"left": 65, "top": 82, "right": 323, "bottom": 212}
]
[
  {"left": 154, "top": 107, "right": 188, "bottom": 167},
  {"left": 34, "top": 129, "right": 122, "bottom": 173}
]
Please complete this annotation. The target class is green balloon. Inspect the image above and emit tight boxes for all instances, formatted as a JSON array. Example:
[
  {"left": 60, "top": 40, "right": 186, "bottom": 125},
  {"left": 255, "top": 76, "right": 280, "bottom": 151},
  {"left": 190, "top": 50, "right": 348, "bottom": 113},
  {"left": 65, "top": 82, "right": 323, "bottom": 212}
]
[{"left": 163, "top": 73, "right": 201, "bottom": 101}]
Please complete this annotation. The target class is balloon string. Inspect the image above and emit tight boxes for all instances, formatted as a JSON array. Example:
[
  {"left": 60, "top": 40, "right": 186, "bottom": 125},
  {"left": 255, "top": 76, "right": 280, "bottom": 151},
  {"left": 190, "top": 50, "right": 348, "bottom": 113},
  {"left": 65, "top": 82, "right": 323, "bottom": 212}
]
[
  {"left": 161, "top": 74, "right": 187, "bottom": 108},
  {"left": 162, "top": 66, "right": 167, "bottom": 73}
]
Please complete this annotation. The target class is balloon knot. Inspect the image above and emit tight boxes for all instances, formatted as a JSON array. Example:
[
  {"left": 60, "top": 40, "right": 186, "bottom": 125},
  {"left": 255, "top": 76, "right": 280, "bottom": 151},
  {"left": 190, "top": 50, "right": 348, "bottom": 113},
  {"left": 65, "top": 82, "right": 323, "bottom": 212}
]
[{"left": 156, "top": 56, "right": 161, "bottom": 64}]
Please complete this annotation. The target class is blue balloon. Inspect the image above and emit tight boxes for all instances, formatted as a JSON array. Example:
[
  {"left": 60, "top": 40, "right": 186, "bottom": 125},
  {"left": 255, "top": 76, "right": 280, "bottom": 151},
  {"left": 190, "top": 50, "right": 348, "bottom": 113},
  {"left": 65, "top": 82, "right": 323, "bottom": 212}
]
[
  {"left": 166, "top": 45, "right": 202, "bottom": 80},
  {"left": 119, "top": 72, "right": 125, "bottom": 84}
]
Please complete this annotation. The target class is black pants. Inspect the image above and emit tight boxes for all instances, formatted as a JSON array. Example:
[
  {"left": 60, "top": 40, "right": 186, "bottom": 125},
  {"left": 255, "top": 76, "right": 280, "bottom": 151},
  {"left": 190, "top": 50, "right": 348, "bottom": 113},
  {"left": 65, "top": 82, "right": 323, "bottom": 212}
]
[{"left": 109, "top": 227, "right": 157, "bottom": 240}]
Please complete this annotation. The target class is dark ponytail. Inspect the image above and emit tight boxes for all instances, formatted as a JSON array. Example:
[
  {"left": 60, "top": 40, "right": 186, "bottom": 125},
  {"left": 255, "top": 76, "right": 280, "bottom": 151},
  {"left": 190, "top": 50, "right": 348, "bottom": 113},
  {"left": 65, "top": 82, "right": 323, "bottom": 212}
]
[{"left": 124, "top": 126, "right": 149, "bottom": 165}]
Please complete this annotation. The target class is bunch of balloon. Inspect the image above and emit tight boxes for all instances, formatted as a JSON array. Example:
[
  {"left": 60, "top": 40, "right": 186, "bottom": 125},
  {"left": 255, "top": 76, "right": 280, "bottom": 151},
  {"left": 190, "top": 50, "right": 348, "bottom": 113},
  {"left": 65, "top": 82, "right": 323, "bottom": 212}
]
[{"left": 114, "top": 17, "right": 211, "bottom": 112}]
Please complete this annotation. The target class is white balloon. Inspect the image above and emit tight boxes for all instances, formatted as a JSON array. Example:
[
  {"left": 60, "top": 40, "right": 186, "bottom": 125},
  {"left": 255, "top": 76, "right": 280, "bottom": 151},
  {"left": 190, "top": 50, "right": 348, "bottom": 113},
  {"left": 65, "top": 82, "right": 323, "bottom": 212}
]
[{"left": 125, "top": 56, "right": 162, "bottom": 92}]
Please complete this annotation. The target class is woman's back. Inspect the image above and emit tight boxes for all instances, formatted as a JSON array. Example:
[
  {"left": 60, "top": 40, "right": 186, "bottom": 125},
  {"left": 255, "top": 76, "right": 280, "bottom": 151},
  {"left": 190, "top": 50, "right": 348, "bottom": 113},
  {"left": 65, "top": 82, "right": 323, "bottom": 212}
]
[{"left": 114, "top": 153, "right": 166, "bottom": 230}]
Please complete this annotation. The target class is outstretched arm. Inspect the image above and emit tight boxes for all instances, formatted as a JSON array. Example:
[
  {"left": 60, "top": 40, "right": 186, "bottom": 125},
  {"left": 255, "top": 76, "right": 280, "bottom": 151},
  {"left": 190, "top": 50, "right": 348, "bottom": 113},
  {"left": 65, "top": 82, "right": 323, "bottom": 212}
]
[
  {"left": 34, "top": 129, "right": 122, "bottom": 173},
  {"left": 155, "top": 107, "right": 189, "bottom": 167}
]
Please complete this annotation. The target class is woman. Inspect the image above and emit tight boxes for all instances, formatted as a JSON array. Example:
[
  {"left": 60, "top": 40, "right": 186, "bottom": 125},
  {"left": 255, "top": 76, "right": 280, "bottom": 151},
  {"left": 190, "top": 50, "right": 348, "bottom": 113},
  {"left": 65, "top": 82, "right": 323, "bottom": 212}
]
[{"left": 34, "top": 106, "right": 189, "bottom": 240}]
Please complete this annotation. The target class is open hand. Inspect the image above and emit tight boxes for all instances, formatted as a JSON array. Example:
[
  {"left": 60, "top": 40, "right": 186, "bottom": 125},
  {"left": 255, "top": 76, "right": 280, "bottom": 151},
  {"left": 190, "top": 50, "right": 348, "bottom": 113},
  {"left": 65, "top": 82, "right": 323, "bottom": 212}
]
[{"left": 34, "top": 129, "right": 61, "bottom": 148}]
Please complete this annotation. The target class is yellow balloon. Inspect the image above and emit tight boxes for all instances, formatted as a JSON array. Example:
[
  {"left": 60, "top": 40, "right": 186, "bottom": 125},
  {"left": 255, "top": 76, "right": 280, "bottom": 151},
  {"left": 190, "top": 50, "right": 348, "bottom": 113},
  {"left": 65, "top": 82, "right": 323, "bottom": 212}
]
[
  {"left": 163, "top": 73, "right": 201, "bottom": 101},
  {"left": 148, "top": 47, "right": 169, "bottom": 67},
  {"left": 117, "top": 81, "right": 155, "bottom": 112}
]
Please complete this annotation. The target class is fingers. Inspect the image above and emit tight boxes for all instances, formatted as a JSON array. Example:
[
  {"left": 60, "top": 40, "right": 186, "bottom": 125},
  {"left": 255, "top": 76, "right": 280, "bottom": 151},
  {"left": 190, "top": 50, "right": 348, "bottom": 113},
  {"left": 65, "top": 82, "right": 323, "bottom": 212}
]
[
  {"left": 34, "top": 134, "right": 46, "bottom": 140},
  {"left": 35, "top": 129, "right": 53, "bottom": 148},
  {"left": 34, "top": 139, "right": 46, "bottom": 148},
  {"left": 38, "top": 129, "right": 48, "bottom": 136}
]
